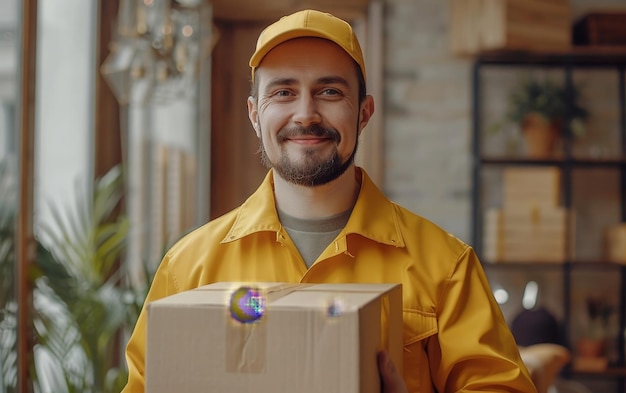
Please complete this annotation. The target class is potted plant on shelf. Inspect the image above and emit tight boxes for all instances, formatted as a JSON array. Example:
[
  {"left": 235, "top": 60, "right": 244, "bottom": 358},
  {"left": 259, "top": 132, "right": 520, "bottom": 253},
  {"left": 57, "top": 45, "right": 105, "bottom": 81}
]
[
  {"left": 576, "top": 295, "right": 613, "bottom": 359},
  {"left": 500, "top": 77, "right": 588, "bottom": 158}
]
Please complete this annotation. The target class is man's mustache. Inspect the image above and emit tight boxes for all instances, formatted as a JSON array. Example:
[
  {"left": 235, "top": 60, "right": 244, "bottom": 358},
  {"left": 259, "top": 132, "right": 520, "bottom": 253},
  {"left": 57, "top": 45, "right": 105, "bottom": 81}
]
[{"left": 277, "top": 125, "right": 341, "bottom": 143}]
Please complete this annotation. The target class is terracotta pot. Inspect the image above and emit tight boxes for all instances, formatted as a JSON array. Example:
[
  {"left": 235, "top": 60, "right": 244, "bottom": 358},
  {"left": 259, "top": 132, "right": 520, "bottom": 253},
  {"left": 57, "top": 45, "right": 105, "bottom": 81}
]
[
  {"left": 576, "top": 338, "right": 607, "bottom": 358},
  {"left": 522, "top": 113, "right": 560, "bottom": 158}
]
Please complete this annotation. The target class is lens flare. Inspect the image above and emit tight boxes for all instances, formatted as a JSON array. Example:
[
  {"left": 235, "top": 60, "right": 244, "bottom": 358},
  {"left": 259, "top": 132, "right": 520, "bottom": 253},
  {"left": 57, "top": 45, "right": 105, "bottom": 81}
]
[
  {"left": 229, "top": 286, "right": 266, "bottom": 323},
  {"left": 326, "top": 297, "right": 343, "bottom": 317}
]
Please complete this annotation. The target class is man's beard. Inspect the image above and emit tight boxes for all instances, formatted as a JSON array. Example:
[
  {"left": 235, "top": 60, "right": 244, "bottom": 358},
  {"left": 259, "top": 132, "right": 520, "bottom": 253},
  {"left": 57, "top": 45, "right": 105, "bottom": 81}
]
[{"left": 258, "top": 123, "right": 358, "bottom": 187}]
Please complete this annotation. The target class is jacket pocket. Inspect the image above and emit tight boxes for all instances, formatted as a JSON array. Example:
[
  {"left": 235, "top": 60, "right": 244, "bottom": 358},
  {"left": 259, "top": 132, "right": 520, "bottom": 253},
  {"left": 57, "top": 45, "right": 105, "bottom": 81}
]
[
  {"left": 403, "top": 308, "right": 438, "bottom": 346},
  {"left": 402, "top": 309, "right": 438, "bottom": 392}
]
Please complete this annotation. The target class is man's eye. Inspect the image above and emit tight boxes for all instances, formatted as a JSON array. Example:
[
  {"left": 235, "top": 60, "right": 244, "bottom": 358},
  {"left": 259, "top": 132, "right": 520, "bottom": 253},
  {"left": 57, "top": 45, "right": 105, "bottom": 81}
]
[
  {"left": 321, "top": 88, "right": 341, "bottom": 96},
  {"left": 274, "top": 90, "right": 292, "bottom": 97}
]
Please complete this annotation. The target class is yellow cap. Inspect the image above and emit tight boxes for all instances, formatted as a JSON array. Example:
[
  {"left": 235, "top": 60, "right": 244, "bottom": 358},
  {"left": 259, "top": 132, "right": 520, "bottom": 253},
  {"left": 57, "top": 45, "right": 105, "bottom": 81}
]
[{"left": 249, "top": 9, "right": 366, "bottom": 81}]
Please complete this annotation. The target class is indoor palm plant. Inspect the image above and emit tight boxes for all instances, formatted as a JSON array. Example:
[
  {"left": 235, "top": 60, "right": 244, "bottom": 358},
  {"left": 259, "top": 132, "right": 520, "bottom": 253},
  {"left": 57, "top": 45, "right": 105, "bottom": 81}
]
[
  {"left": 1, "top": 163, "right": 149, "bottom": 393},
  {"left": 34, "top": 164, "right": 143, "bottom": 392},
  {"left": 0, "top": 159, "right": 20, "bottom": 392},
  {"left": 501, "top": 77, "right": 588, "bottom": 158},
  {"left": 0, "top": 159, "right": 57, "bottom": 391}
]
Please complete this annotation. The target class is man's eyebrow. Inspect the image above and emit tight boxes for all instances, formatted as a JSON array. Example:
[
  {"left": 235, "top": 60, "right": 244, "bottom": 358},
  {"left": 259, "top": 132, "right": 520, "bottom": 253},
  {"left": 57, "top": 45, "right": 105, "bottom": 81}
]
[
  {"left": 316, "top": 76, "right": 350, "bottom": 87},
  {"left": 263, "top": 76, "right": 351, "bottom": 92},
  {"left": 264, "top": 77, "right": 297, "bottom": 92}
]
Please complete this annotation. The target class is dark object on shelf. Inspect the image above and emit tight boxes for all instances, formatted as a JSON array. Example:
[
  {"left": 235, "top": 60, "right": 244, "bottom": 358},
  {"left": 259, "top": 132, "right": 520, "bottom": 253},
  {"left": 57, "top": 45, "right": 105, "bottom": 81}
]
[
  {"left": 573, "top": 12, "right": 626, "bottom": 46},
  {"left": 511, "top": 307, "right": 562, "bottom": 347}
]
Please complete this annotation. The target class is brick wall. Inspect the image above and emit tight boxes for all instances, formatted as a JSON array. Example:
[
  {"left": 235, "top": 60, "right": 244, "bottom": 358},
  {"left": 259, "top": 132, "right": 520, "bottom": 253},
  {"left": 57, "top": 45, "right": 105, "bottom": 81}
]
[{"left": 383, "top": 0, "right": 473, "bottom": 241}]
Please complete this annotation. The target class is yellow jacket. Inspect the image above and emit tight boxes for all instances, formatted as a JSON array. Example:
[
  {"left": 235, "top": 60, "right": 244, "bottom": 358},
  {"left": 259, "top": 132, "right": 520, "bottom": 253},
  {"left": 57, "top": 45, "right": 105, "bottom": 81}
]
[{"left": 122, "top": 168, "right": 536, "bottom": 393}]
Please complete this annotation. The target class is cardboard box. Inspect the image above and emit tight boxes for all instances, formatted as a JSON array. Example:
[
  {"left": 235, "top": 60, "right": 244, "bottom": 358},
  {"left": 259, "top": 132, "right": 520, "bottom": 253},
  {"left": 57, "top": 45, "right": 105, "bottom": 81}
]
[
  {"left": 503, "top": 167, "right": 561, "bottom": 209},
  {"left": 450, "top": 0, "right": 572, "bottom": 55},
  {"left": 572, "top": 356, "right": 609, "bottom": 372},
  {"left": 606, "top": 224, "right": 626, "bottom": 263},
  {"left": 573, "top": 12, "right": 626, "bottom": 46},
  {"left": 483, "top": 207, "right": 571, "bottom": 262},
  {"left": 145, "top": 282, "right": 403, "bottom": 393}
]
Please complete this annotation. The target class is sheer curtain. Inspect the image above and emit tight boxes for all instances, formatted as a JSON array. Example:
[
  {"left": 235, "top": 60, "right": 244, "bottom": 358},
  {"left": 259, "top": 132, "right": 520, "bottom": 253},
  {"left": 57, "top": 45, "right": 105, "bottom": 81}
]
[{"left": 0, "top": 0, "right": 19, "bottom": 391}]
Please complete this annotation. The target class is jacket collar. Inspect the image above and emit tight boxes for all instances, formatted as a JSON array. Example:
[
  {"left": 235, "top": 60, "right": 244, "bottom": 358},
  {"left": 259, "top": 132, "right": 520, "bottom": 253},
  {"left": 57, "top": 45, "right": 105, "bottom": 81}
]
[{"left": 223, "top": 168, "right": 405, "bottom": 248}]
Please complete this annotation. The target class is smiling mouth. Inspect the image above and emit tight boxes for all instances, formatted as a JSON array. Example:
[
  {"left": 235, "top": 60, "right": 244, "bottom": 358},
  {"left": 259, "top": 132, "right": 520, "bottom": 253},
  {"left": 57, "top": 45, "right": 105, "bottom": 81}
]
[
  {"left": 277, "top": 124, "right": 341, "bottom": 145},
  {"left": 287, "top": 136, "right": 333, "bottom": 145}
]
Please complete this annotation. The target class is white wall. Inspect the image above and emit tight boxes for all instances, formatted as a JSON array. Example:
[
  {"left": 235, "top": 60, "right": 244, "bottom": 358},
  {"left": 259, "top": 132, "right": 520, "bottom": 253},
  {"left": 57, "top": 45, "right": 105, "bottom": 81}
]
[
  {"left": 0, "top": 0, "right": 18, "bottom": 158},
  {"left": 34, "top": 1, "right": 96, "bottom": 239}
]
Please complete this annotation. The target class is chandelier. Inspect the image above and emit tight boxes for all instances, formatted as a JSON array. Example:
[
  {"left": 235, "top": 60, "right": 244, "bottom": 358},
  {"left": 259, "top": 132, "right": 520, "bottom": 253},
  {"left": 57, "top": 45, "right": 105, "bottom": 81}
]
[{"left": 101, "top": 0, "right": 212, "bottom": 104}]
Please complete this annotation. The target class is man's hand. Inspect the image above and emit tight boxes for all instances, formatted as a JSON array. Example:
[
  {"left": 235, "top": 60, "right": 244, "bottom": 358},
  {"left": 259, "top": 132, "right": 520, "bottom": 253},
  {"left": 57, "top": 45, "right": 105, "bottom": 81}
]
[{"left": 378, "top": 351, "right": 408, "bottom": 393}]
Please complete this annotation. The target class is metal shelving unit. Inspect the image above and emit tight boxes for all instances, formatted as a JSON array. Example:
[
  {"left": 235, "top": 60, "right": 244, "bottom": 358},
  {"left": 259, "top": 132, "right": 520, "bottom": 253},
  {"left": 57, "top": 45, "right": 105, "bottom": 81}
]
[{"left": 471, "top": 48, "right": 626, "bottom": 393}]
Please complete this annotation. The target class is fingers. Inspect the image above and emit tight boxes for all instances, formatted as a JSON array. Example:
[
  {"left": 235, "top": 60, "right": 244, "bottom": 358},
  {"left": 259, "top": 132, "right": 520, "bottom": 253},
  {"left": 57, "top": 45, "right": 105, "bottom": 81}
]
[{"left": 378, "top": 351, "right": 408, "bottom": 393}]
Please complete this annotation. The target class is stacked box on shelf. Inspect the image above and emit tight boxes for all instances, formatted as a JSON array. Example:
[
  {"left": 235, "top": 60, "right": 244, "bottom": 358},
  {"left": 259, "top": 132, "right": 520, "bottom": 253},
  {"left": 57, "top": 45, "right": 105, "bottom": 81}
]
[
  {"left": 483, "top": 167, "right": 573, "bottom": 263},
  {"left": 501, "top": 167, "right": 561, "bottom": 208},
  {"left": 449, "top": 0, "right": 572, "bottom": 56},
  {"left": 606, "top": 224, "right": 626, "bottom": 263},
  {"left": 573, "top": 12, "right": 626, "bottom": 46},
  {"left": 483, "top": 207, "right": 570, "bottom": 263}
]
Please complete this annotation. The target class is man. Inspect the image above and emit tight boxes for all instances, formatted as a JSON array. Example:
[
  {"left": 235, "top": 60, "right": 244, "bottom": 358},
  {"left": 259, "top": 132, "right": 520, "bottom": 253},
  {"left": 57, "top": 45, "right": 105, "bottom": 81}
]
[{"left": 122, "top": 9, "right": 536, "bottom": 393}]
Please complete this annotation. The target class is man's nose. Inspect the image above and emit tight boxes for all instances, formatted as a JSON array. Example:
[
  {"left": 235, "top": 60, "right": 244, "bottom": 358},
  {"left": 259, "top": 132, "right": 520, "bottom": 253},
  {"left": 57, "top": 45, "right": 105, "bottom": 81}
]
[{"left": 292, "top": 95, "right": 322, "bottom": 127}]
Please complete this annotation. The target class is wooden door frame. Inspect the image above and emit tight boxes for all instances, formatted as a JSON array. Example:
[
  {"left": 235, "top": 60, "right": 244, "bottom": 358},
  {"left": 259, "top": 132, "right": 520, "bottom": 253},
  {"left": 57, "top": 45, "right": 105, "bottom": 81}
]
[
  {"left": 355, "top": 0, "right": 384, "bottom": 186},
  {"left": 94, "top": 0, "right": 122, "bottom": 179},
  {"left": 17, "top": 0, "right": 37, "bottom": 391}
]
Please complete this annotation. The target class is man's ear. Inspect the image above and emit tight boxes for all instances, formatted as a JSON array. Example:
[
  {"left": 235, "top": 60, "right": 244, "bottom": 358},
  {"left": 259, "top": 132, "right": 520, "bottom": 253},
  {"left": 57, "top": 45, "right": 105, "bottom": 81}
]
[
  {"left": 247, "top": 96, "right": 260, "bottom": 137},
  {"left": 358, "top": 95, "right": 375, "bottom": 136}
]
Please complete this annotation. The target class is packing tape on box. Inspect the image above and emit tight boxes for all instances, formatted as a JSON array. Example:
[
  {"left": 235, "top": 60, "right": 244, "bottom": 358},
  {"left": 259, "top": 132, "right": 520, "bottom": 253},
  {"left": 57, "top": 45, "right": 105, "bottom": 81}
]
[
  {"left": 225, "top": 318, "right": 268, "bottom": 373},
  {"left": 223, "top": 283, "right": 306, "bottom": 373}
]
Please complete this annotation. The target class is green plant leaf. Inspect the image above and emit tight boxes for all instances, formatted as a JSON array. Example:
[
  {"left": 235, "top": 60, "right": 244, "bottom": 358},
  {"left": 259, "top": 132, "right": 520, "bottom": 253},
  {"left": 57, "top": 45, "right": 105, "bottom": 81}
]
[{"left": 497, "top": 76, "right": 589, "bottom": 137}]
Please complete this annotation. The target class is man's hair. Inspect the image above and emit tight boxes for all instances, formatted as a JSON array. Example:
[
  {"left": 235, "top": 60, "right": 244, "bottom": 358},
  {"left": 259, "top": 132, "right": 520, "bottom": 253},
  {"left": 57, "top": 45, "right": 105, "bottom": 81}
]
[{"left": 250, "top": 60, "right": 367, "bottom": 105}]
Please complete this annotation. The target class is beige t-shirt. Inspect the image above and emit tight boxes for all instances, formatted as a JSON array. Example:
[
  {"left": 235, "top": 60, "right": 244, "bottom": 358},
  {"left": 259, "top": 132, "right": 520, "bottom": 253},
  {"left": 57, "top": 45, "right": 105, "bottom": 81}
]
[{"left": 277, "top": 208, "right": 352, "bottom": 268}]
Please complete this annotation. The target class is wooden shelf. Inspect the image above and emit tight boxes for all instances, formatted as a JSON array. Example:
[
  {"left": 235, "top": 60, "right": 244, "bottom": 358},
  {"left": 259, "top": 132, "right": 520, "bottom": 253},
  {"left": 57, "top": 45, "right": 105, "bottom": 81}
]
[
  {"left": 482, "top": 261, "right": 626, "bottom": 269},
  {"left": 481, "top": 261, "right": 566, "bottom": 270},
  {"left": 472, "top": 44, "right": 626, "bottom": 393},
  {"left": 476, "top": 46, "right": 626, "bottom": 66},
  {"left": 479, "top": 156, "right": 626, "bottom": 168},
  {"left": 571, "top": 367, "right": 626, "bottom": 378},
  {"left": 210, "top": 0, "right": 369, "bottom": 21}
]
